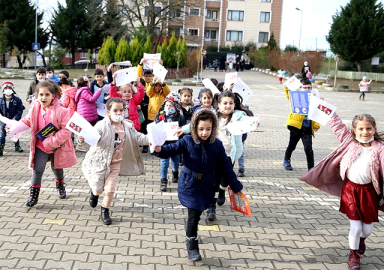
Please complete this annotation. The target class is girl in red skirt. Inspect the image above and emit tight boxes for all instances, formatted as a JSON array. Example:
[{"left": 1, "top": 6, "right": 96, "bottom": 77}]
[{"left": 301, "top": 112, "right": 384, "bottom": 270}]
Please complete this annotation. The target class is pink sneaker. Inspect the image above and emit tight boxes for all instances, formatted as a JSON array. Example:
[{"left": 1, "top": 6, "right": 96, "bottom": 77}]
[{"left": 348, "top": 249, "right": 362, "bottom": 270}]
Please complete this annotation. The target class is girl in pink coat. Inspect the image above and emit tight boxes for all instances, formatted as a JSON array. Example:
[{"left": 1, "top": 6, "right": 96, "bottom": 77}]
[
  {"left": 19, "top": 81, "right": 77, "bottom": 207},
  {"left": 301, "top": 112, "right": 384, "bottom": 270},
  {"left": 74, "top": 76, "right": 102, "bottom": 126},
  {"left": 109, "top": 74, "right": 144, "bottom": 130}
]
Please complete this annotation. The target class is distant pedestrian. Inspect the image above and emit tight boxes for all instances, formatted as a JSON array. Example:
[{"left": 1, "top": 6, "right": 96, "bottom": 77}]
[
  {"left": 277, "top": 68, "right": 286, "bottom": 84},
  {"left": 301, "top": 112, "right": 384, "bottom": 270},
  {"left": 358, "top": 76, "right": 372, "bottom": 101},
  {"left": 301, "top": 61, "right": 311, "bottom": 78},
  {"left": 219, "top": 55, "right": 226, "bottom": 72}
]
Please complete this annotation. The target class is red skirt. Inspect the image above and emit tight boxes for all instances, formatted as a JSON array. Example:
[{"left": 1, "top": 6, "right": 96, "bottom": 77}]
[{"left": 339, "top": 179, "right": 379, "bottom": 223}]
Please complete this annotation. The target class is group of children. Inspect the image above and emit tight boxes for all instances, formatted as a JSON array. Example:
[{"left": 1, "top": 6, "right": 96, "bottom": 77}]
[{"left": 1, "top": 62, "right": 384, "bottom": 267}]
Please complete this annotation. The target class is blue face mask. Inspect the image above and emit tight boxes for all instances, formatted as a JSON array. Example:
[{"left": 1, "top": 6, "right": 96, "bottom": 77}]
[{"left": 165, "top": 108, "right": 176, "bottom": 115}]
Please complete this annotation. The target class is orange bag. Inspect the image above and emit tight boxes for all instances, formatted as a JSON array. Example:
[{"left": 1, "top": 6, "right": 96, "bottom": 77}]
[{"left": 228, "top": 187, "right": 252, "bottom": 217}]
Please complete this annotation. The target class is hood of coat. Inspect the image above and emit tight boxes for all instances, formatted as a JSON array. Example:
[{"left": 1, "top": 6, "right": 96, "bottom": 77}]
[
  {"left": 64, "top": 87, "right": 78, "bottom": 99},
  {"left": 190, "top": 108, "right": 218, "bottom": 144},
  {"left": 75, "top": 86, "right": 90, "bottom": 103}
]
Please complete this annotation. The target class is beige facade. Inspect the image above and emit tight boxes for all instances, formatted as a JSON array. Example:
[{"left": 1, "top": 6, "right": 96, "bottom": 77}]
[{"left": 120, "top": 0, "right": 283, "bottom": 50}]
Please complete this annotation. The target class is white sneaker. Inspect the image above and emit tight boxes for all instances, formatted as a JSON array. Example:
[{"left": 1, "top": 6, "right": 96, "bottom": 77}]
[{"left": 76, "top": 144, "right": 87, "bottom": 152}]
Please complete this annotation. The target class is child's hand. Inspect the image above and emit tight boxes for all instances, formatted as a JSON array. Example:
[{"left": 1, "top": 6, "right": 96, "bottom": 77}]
[
  {"left": 27, "top": 99, "right": 32, "bottom": 103},
  {"left": 78, "top": 136, "right": 85, "bottom": 143},
  {"left": 5, "top": 124, "right": 11, "bottom": 134},
  {"left": 175, "top": 128, "right": 184, "bottom": 137},
  {"left": 159, "top": 60, "right": 163, "bottom": 66},
  {"left": 314, "top": 128, "right": 319, "bottom": 132},
  {"left": 140, "top": 58, "right": 147, "bottom": 64},
  {"left": 155, "top": 146, "right": 161, "bottom": 152},
  {"left": 137, "top": 105, "right": 141, "bottom": 110},
  {"left": 228, "top": 83, "right": 235, "bottom": 91},
  {"left": 136, "top": 76, "right": 141, "bottom": 84},
  {"left": 112, "top": 71, "right": 118, "bottom": 84},
  {"left": 107, "top": 63, "right": 114, "bottom": 72}
]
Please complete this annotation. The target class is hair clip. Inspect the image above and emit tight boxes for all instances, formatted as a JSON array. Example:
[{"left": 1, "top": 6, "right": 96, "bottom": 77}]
[{"left": 83, "top": 76, "right": 89, "bottom": 82}]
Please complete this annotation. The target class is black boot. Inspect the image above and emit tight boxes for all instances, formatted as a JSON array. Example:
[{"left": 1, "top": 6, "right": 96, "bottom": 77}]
[
  {"left": 160, "top": 178, "right": 168, "bottom": 192},
  {"left": 25, "top": 186, "right": 40, "bottom": 207},
  {"left": 217, "top": 188, "right": 226, "bottom": 206},
  {"left": 186, "top": 236, "right": 202, "bottom": 261},
  {"left": 55, "top": 178, "right": 66, "bottom": 199},
  {"left": 206, "top": 205, "right": 216, "bottom": 221},
  {"left": 89, "top": 191, "right": 99, "bottom": 208},
  {"left": 172, "top": 171, "right": 179, "bottom": 183},
  {"left": 141, "top": 145, "right": 148, "bottom": 153},
  {"left": 0, "top": 143, "right": 4, "bottom": 156},
  {"left": 14, "top": 140, "right": 23, "bottom": 153},
  {"left": 237, "top": 169, "right": 245, "bottom": 177},
  {"left": 101, "top": 206, "right": 112, "bottom": 225}
]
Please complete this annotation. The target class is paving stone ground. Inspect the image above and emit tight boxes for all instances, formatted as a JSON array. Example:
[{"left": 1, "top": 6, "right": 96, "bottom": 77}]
[{"left": 0, "top": 70, "right": 383, "bottom": 270}]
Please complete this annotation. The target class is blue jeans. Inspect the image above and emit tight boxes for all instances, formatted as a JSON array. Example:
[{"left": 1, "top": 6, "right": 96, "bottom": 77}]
[
  {"left": 160, "top": 156, "right": 180, "bottom": 179},
  {"left": 238, "top": 143, "right": 245, "bottom": 170},
  {"left": 0, "top": 122, "right": 6, "bottom": 144}
]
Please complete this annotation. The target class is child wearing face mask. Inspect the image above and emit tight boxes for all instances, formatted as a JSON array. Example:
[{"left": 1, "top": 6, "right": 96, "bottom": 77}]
[
  {"left": 154, "top": 109, "right": 243, "bottom": 262},
  {"left": 12, "top": 81, "right": 77, "bottom": 207},
  {"left": 80, "top": 97, "right": 149, "bottom": 225},
  {"left": 301, "top": 112, "right": 384, "bottom": 270},
  {"left": 46, "top": 66, "right": 59, "bottom": 84},
  {"left": 109, "top": 73, "right": 145, "bottom": 131},
  {"left": 26, "top": 67, "right": 46, "bottom": 104},
  {"left": 155, "top": 94, "right": 186, "bottom": 191},
  {"left": 0, "top": 81, "right": 25, "bottom": 155}
]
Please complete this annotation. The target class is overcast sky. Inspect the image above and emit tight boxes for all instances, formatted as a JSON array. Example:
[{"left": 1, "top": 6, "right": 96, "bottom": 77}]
[{"left": 38, "top": 0, "right": 383, "bottom": 51}]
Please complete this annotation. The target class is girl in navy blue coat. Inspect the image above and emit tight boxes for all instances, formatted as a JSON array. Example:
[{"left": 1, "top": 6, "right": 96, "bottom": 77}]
[
  {"left": 0, "top": 81, "right": 24, "bottom": 155},
  {"left": 154, "top": 109, "right": 243, "bottom": 262}
]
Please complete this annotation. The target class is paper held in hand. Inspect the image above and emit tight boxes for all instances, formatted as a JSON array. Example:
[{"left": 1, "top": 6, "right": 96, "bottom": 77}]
[
  {"left": 164, "top": 122, "right": 179, "bottom": 141},
  {"left": 284, "top": 75, "right": 303, "bottom": 91},
  {"left": 308, "top": 95, "right": 337, "bottom": 126},
  {"left": 228, "top": 187, "right": 252, "bottom": 217},
  {"left": 202, "top": 78, "right": 220, "bottom": 95},
  {"left": 147, "top": 121, "right": 167, "bottom": 153},
  {"left": 153, "top": 61, "right": 168, "bottom": 83},
  {"left": 224, "top": 72, "right": 238, "bottom": 89},
  {"left": 115, "top": 67, "right": 138, "bottom": 87},
  {"left": 232, "top": 77, "right": 253, "bottom": 104},
  {"left": 143, "top": 53, "right": 161, "bottom": 69},
  {"left": 289, "top": 91, "right": 310, "bottom": 115},
  {"left": 96, "top": 102, "right": 107, "bottom": 117},
  {"left": 113, "top": 60, "right": 132, "bottom": 66},
  {"left": 226, "top": 116, "right": 258, "bottom": 135},
  {"left": 65, "top": 112, "right": 101, "bottom": 147},
  {"left": 0, "top": 115, "right": 30, "bottom": 142}
]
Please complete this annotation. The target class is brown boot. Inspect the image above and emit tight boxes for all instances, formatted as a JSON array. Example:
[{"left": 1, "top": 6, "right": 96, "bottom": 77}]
[
  {"left": 348, "top": 249, "right": 361, "bottom": 269},
  {"left": 359, "top": 96, "right": 361, "bottom": 100},
  {"left": 358, "top": 237, "right": 366, "bottom": 255},
  {"left": 362, "top": 97, "right": 365, "bottom": 101}
]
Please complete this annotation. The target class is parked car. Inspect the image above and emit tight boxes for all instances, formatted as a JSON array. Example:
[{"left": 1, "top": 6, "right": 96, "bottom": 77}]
[{"left": 74, "top": 60, "right": 90, "bottom": 65}]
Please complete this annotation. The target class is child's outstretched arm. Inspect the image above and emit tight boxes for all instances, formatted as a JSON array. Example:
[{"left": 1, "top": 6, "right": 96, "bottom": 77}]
[
  {"left": 134, "top": 129, "right": 149, "bottom": 146},
  {"left": 132, "top": 78, "right": 145, "bottom": 105},
  {"left": 109, "top": 82, "right": 122, "bottom": 99},
  {"left": 154, "top": 138, "right": 187, "bottom": 159},
  {"left": 328, "top": 112, "right": 351, "bottom": 143},
  {"left": 283, "top": 86, "right": 290, "bottom": 100}
]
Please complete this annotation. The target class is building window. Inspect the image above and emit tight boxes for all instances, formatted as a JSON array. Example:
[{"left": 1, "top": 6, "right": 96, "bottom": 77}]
[
  {"left": 189, "top": 8, "right": 199, "bottom": 16},
  {"left": 188, "top": 29, "right": 199, "bottom": 36},
  {"left": 170, "top": 9, "right": 181, "bottom": 18},
  {"left": 205, "top": 30, "right": 217, "bottom": 40},
  {"left": 261, "top": 0, "right": 271, "bottom": 2},
  {"left": 206, "top": 10, "right": 218, "bottom": 20},
  {"left": 228, "top": 10, "right": 244, "bottom": 21},
  {"left": 154, "top": 27, "right": 161, "bottom": 36},
  {"left": 258, "top": 32, "right": 269, "bottom": 42},
  {"left": 65, "top": 53, "right": 72, "bottom": 58},
  {"left": 144, "top": 6, "right": 162, "bottom": 16},
  {"left": 170, "top": 28, "right": 181, "bottom": 37},
  {"left": 80, "top": 53, "right": 87, "bottom": 59},
  {"left": 260, "top": 12, "right": 270, "bottom": 23},
  {"left": 226, "top": 31, "right": 243, "bottom": 41}
]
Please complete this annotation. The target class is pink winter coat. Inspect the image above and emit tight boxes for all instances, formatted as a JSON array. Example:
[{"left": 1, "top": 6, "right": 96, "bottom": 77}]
[
  {"left": 75, "top": 86, "right": 102, "bottom": 123},
  {"left": 61, "top": 87, "right": 77, "bottom": 116},
  {"left": 109, "top": 82, "right": 145, "bottom": 130},
  {"left": 300, "top": 113, "right": 384, "bottom": 212},
  {"left": 21, "top": 98, "right": 77, "bottom": 170}
]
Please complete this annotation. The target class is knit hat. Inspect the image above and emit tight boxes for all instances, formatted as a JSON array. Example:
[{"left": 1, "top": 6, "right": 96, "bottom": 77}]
[
  {"left": 2, "top": 81, "right": 14, "bottom": 91},
  {"left": 164, "top": 92, "right": 181, "bottom": 110},
  {"left": 363, "top": 76, "right": 367, "bottom": 80}
]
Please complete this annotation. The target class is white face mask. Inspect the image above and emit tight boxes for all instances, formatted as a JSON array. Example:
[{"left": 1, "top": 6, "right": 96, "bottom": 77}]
[
  {"left": 47, "top": 74, "right": 54, "bottom": 79},
  {"left": 111, "top": 114, "right": 124, "bottom": 123},
  {"left": 3, "top": 89, "right": 13, "bottom": 96},
  {"left": 355, "top": 135, "right": 374, "bottom": 144}
]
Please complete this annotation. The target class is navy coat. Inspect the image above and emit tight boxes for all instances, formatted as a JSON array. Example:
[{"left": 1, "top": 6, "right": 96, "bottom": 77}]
[
  {"left": 155, "top": 135, "right": 243, "bottom": 211},
  {"left": 0, "top": 94, "right": 24, "bottom": 120}
]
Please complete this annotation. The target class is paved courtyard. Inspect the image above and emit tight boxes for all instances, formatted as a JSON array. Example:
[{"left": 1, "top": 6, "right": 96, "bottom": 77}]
[{"left": 0, "top": 70, "right": 383, "bottom": 269}]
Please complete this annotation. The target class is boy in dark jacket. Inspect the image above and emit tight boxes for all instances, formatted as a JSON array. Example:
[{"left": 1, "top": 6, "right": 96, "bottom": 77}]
[
  {"left": 0, "top": 81, "right": 25, "bottom": 155},
  {"left": 155, "top": 94, "right": 186, "bottom": 191},
  {"left": 26, "top": 67, "right": 46, "bottom": 103}
]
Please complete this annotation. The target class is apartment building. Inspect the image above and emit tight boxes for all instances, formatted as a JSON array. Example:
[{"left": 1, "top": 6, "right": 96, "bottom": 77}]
[{"left": 122, "top": 0, "right": 283, "bottom": 50}]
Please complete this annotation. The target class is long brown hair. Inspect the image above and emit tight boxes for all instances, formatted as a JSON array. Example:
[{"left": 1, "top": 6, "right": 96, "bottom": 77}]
[
  {"left": 215, "top": 91, "right": 251, "bottom": 124},
  {"left": 351, "top": 113, "right": 384, "bottom": 142},
  {"left": 36, "top": 81, "right": 61, "bottom": 98}
]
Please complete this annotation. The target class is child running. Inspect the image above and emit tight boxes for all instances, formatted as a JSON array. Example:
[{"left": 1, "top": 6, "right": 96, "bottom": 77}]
[
  {"left": 109, "top": 73, "right": 144, "bottom": 130},
  {"left": 301, "top": 112, "right": 384, "bottom": 270},
  {"left": 358, "top": 76, "right": 372, "bottom": 101},
  {"left": 81, "top": 97, "right": 149, "bottom": 225},
  {"left": 18, "top": 81, "right": 77, "bottom": 206},
  {"left": 154, "top": 109, "right": 243, "bottom": 262}
]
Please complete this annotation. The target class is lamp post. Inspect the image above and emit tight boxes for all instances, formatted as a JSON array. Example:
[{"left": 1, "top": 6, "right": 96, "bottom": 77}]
[{"left": 296, "top": 8, "right": 303, "bottom": 50}]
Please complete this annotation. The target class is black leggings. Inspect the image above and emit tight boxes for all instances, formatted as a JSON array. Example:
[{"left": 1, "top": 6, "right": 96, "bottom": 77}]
[
  {"left": 359, "top": 92, "right": 366, "bottom": 99},
  {"left": 186, "top": 208, "right": 203, "bottom": 237},
  {"left": 284, "top": 126, "right": 314, "bottom": 169},
  {"left": 31, "top": 147, "right": 64, "bottom": 186}
]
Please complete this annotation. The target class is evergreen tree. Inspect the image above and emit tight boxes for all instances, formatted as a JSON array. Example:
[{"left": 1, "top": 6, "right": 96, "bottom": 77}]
[
  {"left": 82, "top": 0, "right": 105, "bottom": 55},
  {"left": 104, "top": 36, "right": 116, "bottom": 64},
  {"left": 327, "top": 0, "right": 384, "bottom": 71},
  {"left": 167, "top": 33, "right": 177, "bottom": 68},
  {"left": 0, "top": 0, "right": 48, "bottom": 68},
  {"left": 115, "top": 38, "right": 131, "bottom": 62},
  {"left": 103, "top": 0, "right": 126, "bottom": 39},
  {"left": 98, "top": 39, "right": 107, "bottom": 65},
  {"left": 0, "top": 22, "right": 10, "bottom": 68},
  {"left": 268, "top": 32, "right": 278, "bottom": 50},
  {"left": 130, "top": 37, "right": 142, "bottom": 66},
  {"left": 143, "top": 34, "right": 153, "bottom": 54}
]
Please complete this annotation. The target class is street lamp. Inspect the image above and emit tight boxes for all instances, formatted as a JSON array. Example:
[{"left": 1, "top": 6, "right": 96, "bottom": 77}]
[{"left": 296, "top": 8, "right": 303, "bottom": 50}]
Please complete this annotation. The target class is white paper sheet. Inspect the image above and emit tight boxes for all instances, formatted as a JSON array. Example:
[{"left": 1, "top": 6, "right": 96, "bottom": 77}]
[
  {"left": 147, "top": 121, "right": 167, "bottom": 153},
  {"left": 115, "top": 67, "right": 138, "bottom": 87},
  {"left": 226, "top": 116, "right": 258, "bottom": 135},
  {"left": 96, "top": 102, "right": 107, "bottom": 117},
  {"left": 65, "top": 112, "right": 101, "bottom": 146},
  {"left": 113, "top": 61, "right": 132, "bottom": 66},
  {"left": 308, "top": 95, "right": 337, "bottom": 126},
  {"left": 153, "top": 62, "right": 168, "bottom": 83},
  {"left": 164, "top": 121, "right": 179, "bottom": 141},
  {"left": 143, "top": 53, "right": 161, "bottom": 69},
  {"left": 284, "top": 75, "right": 303, "bottom": 91},
  {"left": 224, "top": 72, "right": 238, "bottom": 89},
  {"left": 0, "top": 116, "right": 30, "bottom": 142},
  {"left": 202, "top": 78, "right": 220, "bottom": 95},
  {"left": 232, "top": 77, "right": 253, "bottom": 104}
]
